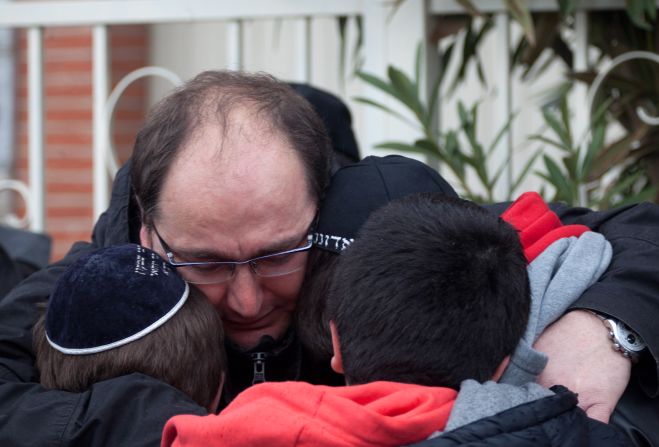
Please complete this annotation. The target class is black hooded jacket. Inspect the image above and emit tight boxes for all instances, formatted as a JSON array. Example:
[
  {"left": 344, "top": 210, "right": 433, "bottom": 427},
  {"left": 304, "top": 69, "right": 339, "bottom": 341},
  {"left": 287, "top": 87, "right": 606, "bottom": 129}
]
[
  {"left": 410, "top": 386, "right": 631, "bottom": 447},
  {"left": 1, "top": 161, "right": 658, "bottom": 446}
]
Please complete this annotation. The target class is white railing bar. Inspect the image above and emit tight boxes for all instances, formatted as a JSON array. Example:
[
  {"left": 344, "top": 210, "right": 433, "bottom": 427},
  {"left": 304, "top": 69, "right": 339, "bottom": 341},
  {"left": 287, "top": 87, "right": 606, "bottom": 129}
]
[
  {"left": 105, "top": 67, "right": 182, "bottom": 179},
  {"left": 494, "top": 12, "right": 512, "bottom": 198},
  {"left": 0, "top": 0, "right": 364, "bottom": 28},
  {"left": 92, "top": 25, "right": 109, "bottom": 220},
  {"left": 361, "top": 0, "right": 388, "bottom": 156},
  {"left": 226, "top": 20, "right": 243, "bottom": 71},
  {"left": 27, "top": 26, "right": 44, "bottom": 232},
  {"left": 294, "top": 17, "right": 312, "bottom": 83},
  {"left": 588, "top": 51, "right": 659, "bottom": 127},
  {"left": 0, "top": 179, "right": 31, "bottom": 228},
  {"left": 431, "top": 0, "right": 652, "bottom": 14}
]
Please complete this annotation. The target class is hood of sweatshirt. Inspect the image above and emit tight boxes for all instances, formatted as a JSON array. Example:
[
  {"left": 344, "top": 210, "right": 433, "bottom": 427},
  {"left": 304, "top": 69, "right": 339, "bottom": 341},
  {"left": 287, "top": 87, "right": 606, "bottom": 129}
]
[{"left": 162, "top": 381, "right": 457, "bottom": 447}]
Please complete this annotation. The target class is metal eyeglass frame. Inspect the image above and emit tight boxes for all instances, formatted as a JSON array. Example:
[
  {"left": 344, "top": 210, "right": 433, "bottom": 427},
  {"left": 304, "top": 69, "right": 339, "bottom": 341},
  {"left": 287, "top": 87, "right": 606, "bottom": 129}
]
[{"left": 151, "top": 224, "right": 314, "bottom": 283}]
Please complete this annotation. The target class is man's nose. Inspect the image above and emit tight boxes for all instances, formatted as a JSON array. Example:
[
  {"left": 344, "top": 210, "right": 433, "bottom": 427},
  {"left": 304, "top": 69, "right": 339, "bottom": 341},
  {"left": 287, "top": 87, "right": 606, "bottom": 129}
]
[{"left": 226, "top": 264, "right": 264, "bottom": 319}]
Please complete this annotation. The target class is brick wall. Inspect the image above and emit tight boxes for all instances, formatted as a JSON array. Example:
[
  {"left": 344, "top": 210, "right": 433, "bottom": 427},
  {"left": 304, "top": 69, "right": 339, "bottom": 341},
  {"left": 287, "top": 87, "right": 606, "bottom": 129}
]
[{"left": 14, "top": 25, "right": 149, "bottom": 260}]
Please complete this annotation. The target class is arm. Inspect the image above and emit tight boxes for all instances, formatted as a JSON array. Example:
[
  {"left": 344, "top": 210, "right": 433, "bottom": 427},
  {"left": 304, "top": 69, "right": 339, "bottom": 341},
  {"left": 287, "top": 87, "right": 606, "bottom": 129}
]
[
  {"left": 536, "top": 202, "right": 659, "bottom": 422},
  {"left": 0, "top": 244, "right": 24, "bottom": 300},
  {"left": 557, "top": 202, "right": 659, "bottom": 384},
  {"left": 0, "top": 161, "right": 137, "bottom": 382},
  {"left": 0, "top": 241, "right": 93, "bottom": 382},
  {"left": 0, "top": 374, "right": 207, "bottom": 447}
]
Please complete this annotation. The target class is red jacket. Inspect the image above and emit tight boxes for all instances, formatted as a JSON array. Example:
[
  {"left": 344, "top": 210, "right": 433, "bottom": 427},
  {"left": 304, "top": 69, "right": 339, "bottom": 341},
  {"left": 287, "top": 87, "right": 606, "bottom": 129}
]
[
  {"left": 500, "top": 192, "right": 589, "bottom": 262},
  {"left": 162, "top": 381, "right": 456, "bottom": 447}
]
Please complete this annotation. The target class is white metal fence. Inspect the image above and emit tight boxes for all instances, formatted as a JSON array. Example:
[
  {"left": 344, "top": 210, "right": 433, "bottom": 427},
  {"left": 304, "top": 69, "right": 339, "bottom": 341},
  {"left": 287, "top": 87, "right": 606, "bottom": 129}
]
[{"left": 0, "top": 0, "right": 648, "bottom": 231}]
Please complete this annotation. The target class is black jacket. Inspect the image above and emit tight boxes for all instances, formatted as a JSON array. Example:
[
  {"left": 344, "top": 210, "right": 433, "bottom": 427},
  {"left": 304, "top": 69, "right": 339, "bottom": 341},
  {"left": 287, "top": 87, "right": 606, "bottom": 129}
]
[
  {"left": 410, "top": 386, "right": 631, "bottom": 447},
  {"left": 0, "top": 374, "right": 206, "bottom": 447},
  {"left": 0, "top": 161, "right": 658, "bottom": 446}
]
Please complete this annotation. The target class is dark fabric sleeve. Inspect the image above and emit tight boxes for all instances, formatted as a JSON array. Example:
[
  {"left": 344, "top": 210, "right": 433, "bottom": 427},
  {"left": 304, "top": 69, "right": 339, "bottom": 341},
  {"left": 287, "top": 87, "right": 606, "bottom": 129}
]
[
  {"left": 89, "top": 160, "right": 141, "bottom": 248},
  {"left": 0, "top": 373, "right": 207, "bottom": 447},
  {"left": 487, "top": 201, "right": 659, "bottom": 396},
  {"left": 553, "top": 202, "right": 659, "bottom": 397},
  {"left": 0, "top": 241, "right": 93, "bottom": 383},
  {"left": 0, "top": 244, "right": 24, "bottom": 301}
]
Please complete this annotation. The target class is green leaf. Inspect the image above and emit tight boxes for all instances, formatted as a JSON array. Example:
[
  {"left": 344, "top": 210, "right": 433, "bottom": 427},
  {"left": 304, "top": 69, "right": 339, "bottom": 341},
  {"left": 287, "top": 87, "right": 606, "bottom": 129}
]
[
  {"left": 487, "top": 112, "right": 516, "bottom": 156},
  {"left": 582, "top": 122, "right": 606, "bottom": 179},
  {"left": 490, "top": 161, "right": 508, "bottom": 191},
  {"left": 353, "top": 97, "right": 420, "bottom": 129},
  {"left": 414, "top": 43, "right": 422, "bottom": 98},
  {"left": 529, "top": 135, "right": 569, "bottom": 152},
  {"left": 625, "top": 0, "right": 653, "bottom": 30},
  {"left": 388, "top": 66, "right": 426, "bottom": 121},
  {"left": 426, "top": 44, "right": 453, "bottom": 129},
  {"left": 560, "top": 96, "right": 573, "bottom": 149},
  {"left": 443, "top": 131, "right": 466, "bottom": 178},
  {"left": 415, "top": 138, "right": 441, "bottom": 155},
  {"left": 510, "top": 149, "right": 542, "bottom": 195},
  {"left": 356, "top": 71, "right": 398, "bottom": 99},
  {"left": 541, "top": 105, "right": 572, "bottom": 150},
  {"left": 534, "top": 172, "right": 559, "bottom": 202},
  {"left": 352, "top": 16, "right": 364, "bottom": 74},
  {"left": 562, "top": 153, "right": 579, "bottom": 183},
  {"left": 557, "top": 0, "right": 577, "bottom": 16},
  {"left": 516, "top": 13, "right": 562, "bottom": 80},
  {"left": 589, "top": 132, "right": 639, "bottom": 180},
  {"left": 447, "top": 18, "right": 493, "bottom": 94},
  {"left": 599, "top": 169, "right": 648, "bottom": 206},
  {"left": 614, "top": 186, "right": 657, "bottom": 208},
  {"left": 457, "top": 101, "right": 470, "bottom": 125},
  {"left": 505, "top": 0, "right": 536, "bottom": 46},
  {"left": 542, "top": 154, "right": 573, "bottom": 203},
  {"left": 337, "top": 16, "right": 348, "bottom": 85}
]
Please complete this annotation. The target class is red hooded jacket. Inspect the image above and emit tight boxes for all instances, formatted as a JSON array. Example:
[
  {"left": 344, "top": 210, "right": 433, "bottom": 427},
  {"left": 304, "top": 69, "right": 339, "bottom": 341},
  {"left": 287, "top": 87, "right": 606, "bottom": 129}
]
[{"left": 162, "top": 381, "right": 456, "bottom": 447}]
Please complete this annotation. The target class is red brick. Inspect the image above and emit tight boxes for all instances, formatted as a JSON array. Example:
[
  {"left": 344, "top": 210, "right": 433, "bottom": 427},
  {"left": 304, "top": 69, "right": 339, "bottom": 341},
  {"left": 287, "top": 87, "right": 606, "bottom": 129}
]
[{"left": 13, "top": 23, "right": 148, "bottom": 262}]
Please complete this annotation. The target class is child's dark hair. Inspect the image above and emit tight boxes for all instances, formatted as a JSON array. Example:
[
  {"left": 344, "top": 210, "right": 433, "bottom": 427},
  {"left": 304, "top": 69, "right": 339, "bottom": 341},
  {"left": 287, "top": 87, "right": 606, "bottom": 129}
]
[
  {"left": 327, "top": 193, "right": 530, "bottom": 389},
  {"left": 34, "top": 285, "right": 225, "bottom": 409},
  {"left": 295, "top": 248, "right": 338, "bottom": 362}
]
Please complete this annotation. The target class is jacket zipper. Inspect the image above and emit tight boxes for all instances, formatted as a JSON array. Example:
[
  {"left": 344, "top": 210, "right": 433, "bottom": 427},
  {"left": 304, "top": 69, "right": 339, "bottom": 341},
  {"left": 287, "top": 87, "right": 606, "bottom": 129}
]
[{"left": 251, "top": 352, "right": 267, "bottom": 384}]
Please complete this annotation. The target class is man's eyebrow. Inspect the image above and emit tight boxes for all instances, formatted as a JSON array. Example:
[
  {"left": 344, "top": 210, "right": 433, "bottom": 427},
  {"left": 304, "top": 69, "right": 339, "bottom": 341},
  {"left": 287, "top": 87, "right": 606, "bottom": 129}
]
[
  {"left": 251, "top": 234, "right": 305, "bottom": 258},
  {"left": 172, "top": 233, "right": 305, "bottom": 262},
  {"left": 171, "top": 245, "right": 234, "bottom": 262}
]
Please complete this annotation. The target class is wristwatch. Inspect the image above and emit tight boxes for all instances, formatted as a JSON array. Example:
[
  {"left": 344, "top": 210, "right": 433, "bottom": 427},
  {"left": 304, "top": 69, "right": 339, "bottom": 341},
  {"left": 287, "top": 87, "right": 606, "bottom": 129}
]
[{"left": 591, "top": 312, "right": 647, "bottom": 363}]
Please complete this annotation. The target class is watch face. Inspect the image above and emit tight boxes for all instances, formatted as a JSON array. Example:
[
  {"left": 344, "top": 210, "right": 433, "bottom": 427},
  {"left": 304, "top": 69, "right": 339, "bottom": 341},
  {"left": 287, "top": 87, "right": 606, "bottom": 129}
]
[{"left": 615, "top": 322, "right": 647, "bottom": 352}]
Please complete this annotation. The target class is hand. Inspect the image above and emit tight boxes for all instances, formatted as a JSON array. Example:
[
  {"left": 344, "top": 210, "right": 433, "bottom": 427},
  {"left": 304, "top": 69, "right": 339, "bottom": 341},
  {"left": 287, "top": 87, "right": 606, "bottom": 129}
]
[{"left": 534, "top": 309, "right": 631, "bottom": 423}]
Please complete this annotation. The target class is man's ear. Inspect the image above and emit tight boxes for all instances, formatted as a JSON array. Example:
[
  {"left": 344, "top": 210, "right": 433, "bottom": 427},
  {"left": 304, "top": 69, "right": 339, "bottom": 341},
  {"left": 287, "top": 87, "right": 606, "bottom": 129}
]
[
  {"left": 491, "top": 355, "right": 510, "bottom": 382},
  {"left": 329, "top": 320, "right": 344, "bottom": 374},
  {"left": 139, "top": 225, "right": 153, "bottom": 249}
]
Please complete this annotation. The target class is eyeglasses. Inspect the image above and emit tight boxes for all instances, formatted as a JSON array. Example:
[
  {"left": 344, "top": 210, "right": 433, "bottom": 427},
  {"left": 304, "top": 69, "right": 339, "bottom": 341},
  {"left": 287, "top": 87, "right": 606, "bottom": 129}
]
[{"left": 152, "top": 225, "right": 313, "bottom": 285}]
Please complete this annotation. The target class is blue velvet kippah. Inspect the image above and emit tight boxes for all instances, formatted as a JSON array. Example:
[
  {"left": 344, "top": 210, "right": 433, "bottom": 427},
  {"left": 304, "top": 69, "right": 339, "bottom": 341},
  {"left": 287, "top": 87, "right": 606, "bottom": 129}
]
[{"left": 46, "top": 244, "right": 189, "bottom": 355}]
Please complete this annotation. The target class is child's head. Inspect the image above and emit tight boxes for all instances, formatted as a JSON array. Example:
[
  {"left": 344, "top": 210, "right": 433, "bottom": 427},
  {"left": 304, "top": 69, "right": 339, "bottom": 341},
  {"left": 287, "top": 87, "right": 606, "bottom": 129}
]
[
  {"left": 327, "top": 193, "right": 530, "bottom": 389},
  {"left": 34, "top": 244, "right": 225, "bottom": 410},
  {"left": 296, "top": 155, "right": 458, "bottom": 360}
]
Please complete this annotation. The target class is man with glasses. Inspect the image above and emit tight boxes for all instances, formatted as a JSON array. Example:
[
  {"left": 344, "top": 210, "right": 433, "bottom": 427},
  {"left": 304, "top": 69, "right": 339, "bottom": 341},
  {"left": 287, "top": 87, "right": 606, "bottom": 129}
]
[
  {"left": 0, "top": 70, "right": 658, "bottom": 446},
  {"left": 0, "top": 71, "right": 335, "bottom": 445},
  {"left": 128, "top": 70, "right": 336, "bottom": 402}
]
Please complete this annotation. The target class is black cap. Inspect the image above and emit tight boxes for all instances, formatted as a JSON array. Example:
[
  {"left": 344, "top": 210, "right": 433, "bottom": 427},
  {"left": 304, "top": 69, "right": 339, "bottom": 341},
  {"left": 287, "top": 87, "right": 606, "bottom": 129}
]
[
  {"left": 46, "top": 244, "right": 189, "bottom": 355},
  {"left": 289, "top": 83, "right": 360, "bottom": 166},
  {"left": 313, "top": 155, "right": 458, "bottom": 253}
]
